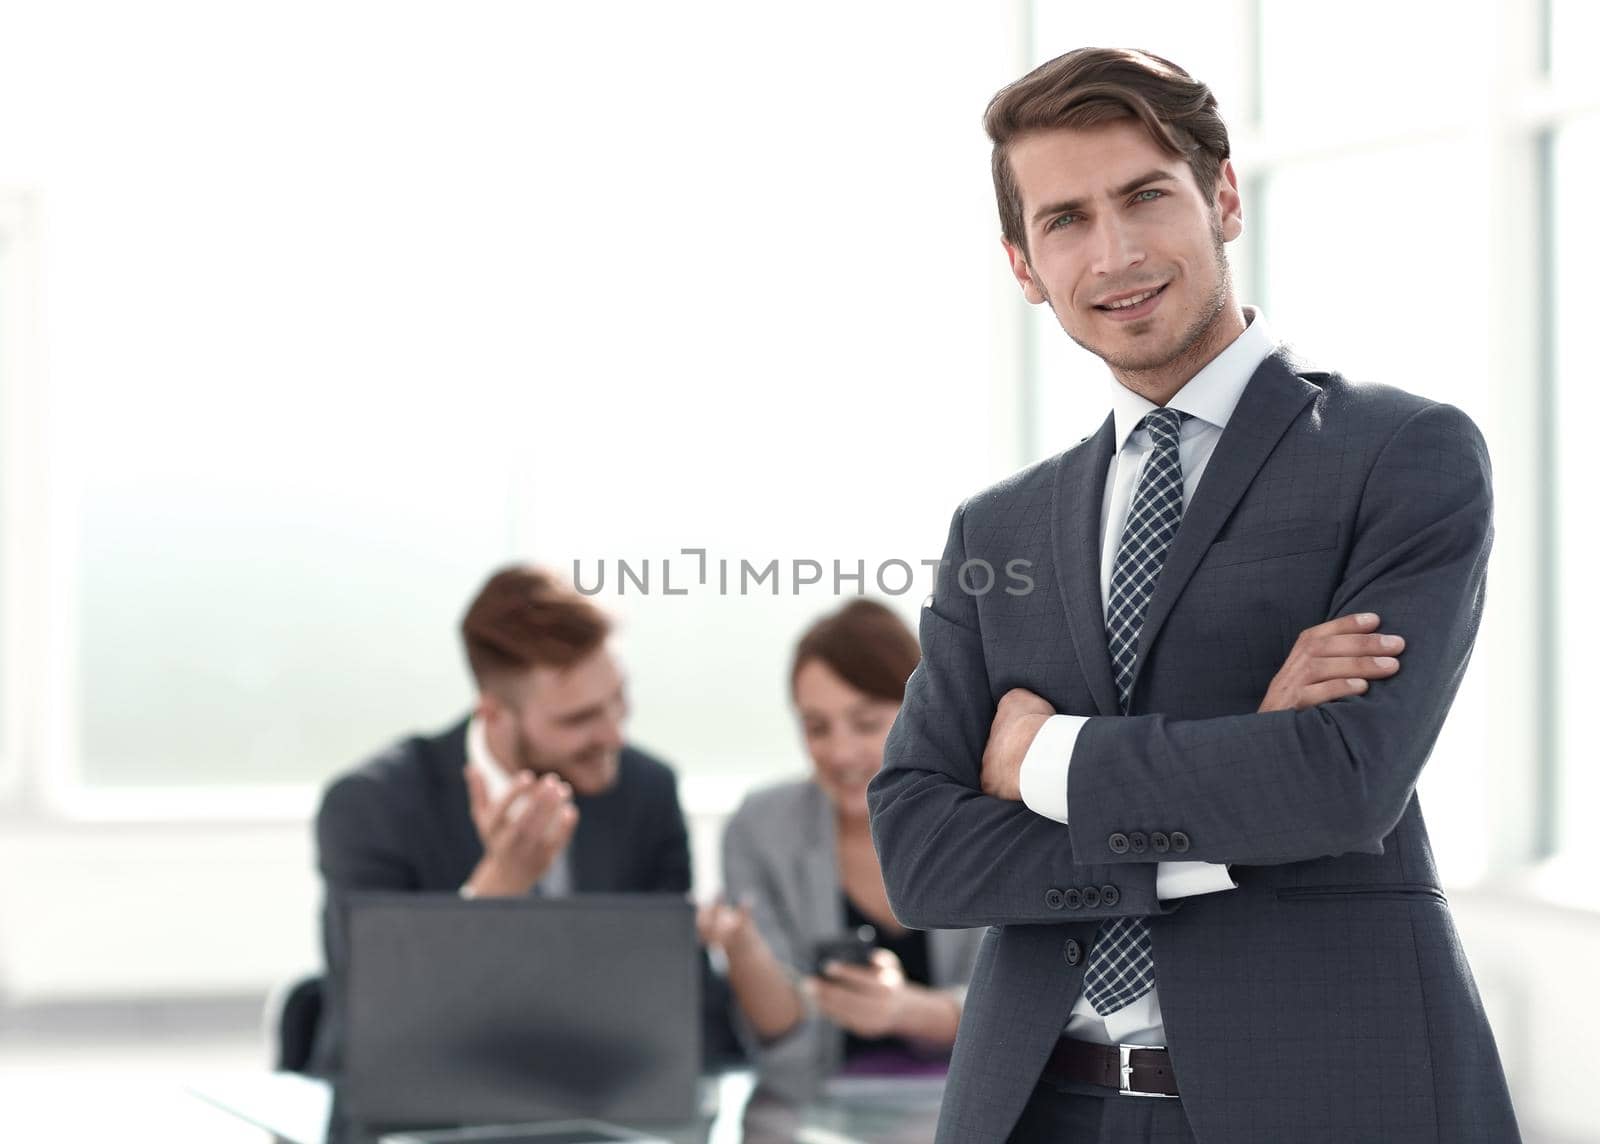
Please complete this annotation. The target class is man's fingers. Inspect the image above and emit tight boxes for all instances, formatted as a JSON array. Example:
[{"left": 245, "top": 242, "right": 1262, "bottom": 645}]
[
  {"left": 484, "top": 772, "right": 537, "bottom": 844},
  {"left": 1312, "top": 633, "right": 1406, "bottom": 658},
  {"left": 997, "top": 687, "right": 1054, "bottom": 717},
  {"left": 1301, "top": 655, "right": 1402, "bottom": 683},
  {"left": 1294, "top": 678, "right": 1370, "bottom": 709},
  {"left": 547, "top": 802, "right": 579, "bottom": 850},
  {"left": 1300, "top": 612, "right": 1381, "bottom": 643},
  {"left": 505, "top": 785, "right": 573, "bottom": 855}
]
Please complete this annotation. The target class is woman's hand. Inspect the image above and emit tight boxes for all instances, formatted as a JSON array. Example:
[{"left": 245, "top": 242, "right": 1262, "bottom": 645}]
[
  {"left": 696, "top": 896, "right": 758, "bottom": 959},
  {"left": 697, "top": 895, "right": 806, "bottom": 1042},
  {"left": 805, "top": 948, "right": 912, "bottom": 1039}
]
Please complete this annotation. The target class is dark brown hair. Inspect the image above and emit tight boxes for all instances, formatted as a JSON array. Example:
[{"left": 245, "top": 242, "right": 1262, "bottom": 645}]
[
  {"left": 790, "top": 599, "right": 921, "bottom": 705},
  {"left": 460, "top": 564, "right": 611, "bottom": 690},
  {"left": 984, "top": 47, "right": 1231, "bottom": 255}
]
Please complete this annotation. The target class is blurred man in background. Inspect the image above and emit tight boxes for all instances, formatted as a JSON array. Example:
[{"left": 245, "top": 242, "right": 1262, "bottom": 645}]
[{"left": 309, "top": 564, "right": 694, "bottom": 1074}]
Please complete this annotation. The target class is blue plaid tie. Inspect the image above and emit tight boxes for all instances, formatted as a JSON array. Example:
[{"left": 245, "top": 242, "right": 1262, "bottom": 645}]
[{"left": 1080, "top": 406, "right": 1189, "bottom": 1017}]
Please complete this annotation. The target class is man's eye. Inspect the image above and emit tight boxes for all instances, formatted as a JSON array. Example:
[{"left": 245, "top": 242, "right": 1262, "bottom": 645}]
[
  {"left": 1133, "top": 189, "right": 1163, "bottom": 203},
  {"left": 1046, "top": 214, "right": 1076, "bottom": 231}
]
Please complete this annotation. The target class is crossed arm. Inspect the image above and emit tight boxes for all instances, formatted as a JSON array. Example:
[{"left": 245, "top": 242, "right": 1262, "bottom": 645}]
[{"left": 868, "top": 402, "right": 1492, "bottom": 931}]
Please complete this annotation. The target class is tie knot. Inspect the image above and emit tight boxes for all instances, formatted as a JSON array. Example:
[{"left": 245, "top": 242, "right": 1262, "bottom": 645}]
[{"left": 1137, "top": 408, "right": 1188, "bottom": 449}]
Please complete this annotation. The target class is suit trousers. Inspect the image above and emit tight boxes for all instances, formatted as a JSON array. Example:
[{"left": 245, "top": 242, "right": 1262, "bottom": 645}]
[{"left": 1007, "top": 1075, "right": 1198, "bottom": 1143}]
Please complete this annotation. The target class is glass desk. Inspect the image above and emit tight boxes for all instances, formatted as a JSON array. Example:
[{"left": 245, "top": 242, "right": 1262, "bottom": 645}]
[{"left": 188, "top": 1069, "right": 945, "bottom": 1144}]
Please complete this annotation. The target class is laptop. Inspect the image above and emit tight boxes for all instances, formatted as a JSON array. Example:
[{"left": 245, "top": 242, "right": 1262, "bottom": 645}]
[{"left": 341, "top": 893, "right": 701, "bottom": 1128}]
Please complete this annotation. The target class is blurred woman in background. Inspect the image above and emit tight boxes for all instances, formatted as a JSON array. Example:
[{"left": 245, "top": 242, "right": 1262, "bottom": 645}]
[{"left": 699, "top": 599, "right": 982, "bottom": 1083}]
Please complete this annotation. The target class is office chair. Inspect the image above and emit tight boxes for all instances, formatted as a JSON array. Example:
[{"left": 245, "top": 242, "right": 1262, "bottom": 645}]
[{"left": 266, "top": 973, "right": 324, "bottom": 1074}]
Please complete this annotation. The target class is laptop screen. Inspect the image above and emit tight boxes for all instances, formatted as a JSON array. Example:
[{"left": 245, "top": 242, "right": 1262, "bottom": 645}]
[{"left": 342, "top": 894, "right": 700, "bottom": 1127}]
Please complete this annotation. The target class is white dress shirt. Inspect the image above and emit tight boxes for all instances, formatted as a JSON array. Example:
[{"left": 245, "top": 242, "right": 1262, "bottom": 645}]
[
  {"left": 1017, "top": 307, "right": 1278, "bottom": 1046},
  {"left": 462, "top": 715, "right": 571, "bottom": 898}
]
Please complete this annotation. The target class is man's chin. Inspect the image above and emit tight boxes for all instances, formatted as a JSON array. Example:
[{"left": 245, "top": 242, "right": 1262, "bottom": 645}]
[
  {"left": 566, "top": 759, "right": 621, "bottom": 797},
  {"left": 1070, "top": 325, "right": 1185, "bottom": 374}
]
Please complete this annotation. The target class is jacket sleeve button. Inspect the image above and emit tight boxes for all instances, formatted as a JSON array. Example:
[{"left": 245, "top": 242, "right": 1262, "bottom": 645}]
[
  {"left": 1063, "top": 888, "right": 1083, "bottom": 910},
  {"left": 1063, "top": 939, "right": 1083, "bottom": 966},
  {"left": 1100, "top": 884, "right": 1120, "bottom": 907},
  {"left": 1151, "top": 831, "right": 1171, "bottom": 854},
  {"left": 1108, "top": 832, "right": 1130, "bottom": 854},
  {"left": 1045, "top": 888, "right": 1065, "bottom": 910},
  {"left": 1081, "top": 886, "right": 1102, "bottom": 909},
  {"left": 1171, "top": 831, "right": 1191, "bottom": 853},
  {"left": 1129, "top": 831, "right": 1148, "bottom": 854}
]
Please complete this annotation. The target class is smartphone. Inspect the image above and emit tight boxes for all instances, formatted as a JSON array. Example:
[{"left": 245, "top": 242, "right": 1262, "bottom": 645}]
[{"left": 811, "top": 924, "right": 877, "bottom": 975}]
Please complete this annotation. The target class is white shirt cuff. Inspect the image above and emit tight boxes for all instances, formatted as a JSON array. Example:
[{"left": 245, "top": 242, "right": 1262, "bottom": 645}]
[
  {"left": 1156, "top": 860, "right": 1236, "bottom": 900},
  {"left": 1019, "top": 714, "right": 1235, "bottom": 902},
  {"left": 1018, "top": 714, "right": 1087, "bottom": 824}
]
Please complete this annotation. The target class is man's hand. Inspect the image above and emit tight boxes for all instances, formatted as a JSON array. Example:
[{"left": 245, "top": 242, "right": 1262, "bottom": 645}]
[
  {"left": 980, "top": 687, "right": 1055, "bottom": 802},
  {"left": 462, "top": 766, "right": 579, "bottom": 897},
  {"left": 806, "top": 949, "right": 911, "bottom": 1039},
  {"left": 1258, "top": 612, "right": 1406, "bottom": 713}
]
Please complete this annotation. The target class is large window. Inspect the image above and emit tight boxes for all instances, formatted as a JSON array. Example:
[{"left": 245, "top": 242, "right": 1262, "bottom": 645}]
[
  {"left": 0, "top": 2, "right": 1028, "bottom": 806},
  {"left": 4, "top": 2, "right": 1594, "bottom": 862}
]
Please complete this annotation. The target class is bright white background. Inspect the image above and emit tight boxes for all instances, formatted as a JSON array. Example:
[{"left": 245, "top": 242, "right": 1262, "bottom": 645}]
[{"left": 0, "top": 1, "right": 1596, "bottom": 1140}]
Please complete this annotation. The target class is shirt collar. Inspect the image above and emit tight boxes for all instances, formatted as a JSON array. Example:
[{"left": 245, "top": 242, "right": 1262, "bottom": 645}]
[
  {"left": 1108, "top": 306, "right": 1277, "bottom": 452},
  {"left": 466, "top": 714, "right": 514, "bottom": 803}
]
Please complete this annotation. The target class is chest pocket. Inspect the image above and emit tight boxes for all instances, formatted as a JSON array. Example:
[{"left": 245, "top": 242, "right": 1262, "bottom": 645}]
[{"left": 1197, "top": 520, "right": 1340, "bottom": 571}]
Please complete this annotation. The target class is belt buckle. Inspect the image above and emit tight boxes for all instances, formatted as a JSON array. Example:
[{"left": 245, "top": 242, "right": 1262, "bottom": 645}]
[{"left": 1118, "top": 1043, "right": 1178, "bottom": 1099}]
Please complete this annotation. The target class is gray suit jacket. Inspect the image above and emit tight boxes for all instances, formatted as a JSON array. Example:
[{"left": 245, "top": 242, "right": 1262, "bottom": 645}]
[
  {"left": 722, "top": 779, "right": 983, "bottom": 1087},
  {"left": 869, "top": 349, "right": 1520, "bottom": 1143}
]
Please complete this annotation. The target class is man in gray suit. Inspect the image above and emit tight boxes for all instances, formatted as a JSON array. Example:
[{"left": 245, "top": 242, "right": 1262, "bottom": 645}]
[{"left": 868, "top": 47, "right": 1520, "bottom": 1142}]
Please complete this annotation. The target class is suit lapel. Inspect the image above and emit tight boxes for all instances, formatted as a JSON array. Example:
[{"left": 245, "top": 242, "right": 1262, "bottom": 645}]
[
  {"left": 801, "top": 784, "right": 844, "bottom": 934},
  {"left": 426, "top": 718, "right": 484, "bottom": 888},
  {"left": 1125, "top": 350, "right": 1321, "bottom": 706},
  {"left": 1051, "top": 412, "right": 1121, "bottom": 717}
]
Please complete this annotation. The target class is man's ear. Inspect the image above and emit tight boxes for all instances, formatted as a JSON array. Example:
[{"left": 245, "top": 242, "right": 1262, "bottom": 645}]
[
  {"left": 1002, "top": 237, "right": 1048, "bottom": 305},
  {"left": 1215, "top": 158, "right": 1243, "bottom": 243},
  {"left": 476, "top": 689, "right": 507, "bottom": 729}
]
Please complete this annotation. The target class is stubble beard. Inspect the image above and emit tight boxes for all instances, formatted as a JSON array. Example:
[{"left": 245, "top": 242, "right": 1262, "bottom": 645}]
[
  {"left": 514, "top": 726, "right": 617, "bottom": 795},
  {"left": 1047, "top": 215, "right": 1234, "bottom": 379}
]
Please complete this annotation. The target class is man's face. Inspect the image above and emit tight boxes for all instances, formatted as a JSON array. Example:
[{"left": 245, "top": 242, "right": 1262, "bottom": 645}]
[
  {"left": 1001, "top": 120, "right": 1242, "bottom": 375},
  {"left": 496, "top": 646, "right": 629, "bottom": 797}
]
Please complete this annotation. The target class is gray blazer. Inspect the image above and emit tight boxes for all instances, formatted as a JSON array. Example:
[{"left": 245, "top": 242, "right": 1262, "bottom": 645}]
[
  {"left": 870, "top": 349, "right": 1520, "bottom": 1143},
  {"left": 721, "top": 779, "right": 983, "bottom": 1087}
]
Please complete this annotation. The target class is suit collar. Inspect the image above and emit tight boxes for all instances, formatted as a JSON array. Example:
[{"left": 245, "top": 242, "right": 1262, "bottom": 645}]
[
  {"left": 465, "top": 714, "right": 513, "bottom": 802},
  {"left": 423, "top": 716, "right": 473, "bottom": 786}
]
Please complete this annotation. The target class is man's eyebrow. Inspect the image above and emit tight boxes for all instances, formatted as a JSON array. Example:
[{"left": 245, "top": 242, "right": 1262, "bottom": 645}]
[
  {"left": 1030, "top": 170, "right": 1178, "bottom": 224},
  {"left": 557, "top": 704, "right": 605, "bottom": 725}
]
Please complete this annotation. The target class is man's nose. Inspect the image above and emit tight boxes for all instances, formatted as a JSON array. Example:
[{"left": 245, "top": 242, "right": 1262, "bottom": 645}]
[
  {"left": 1090, "top": 214, "right": 1146, "bottom": 277},
  {"left": 597, "top": 715, "right": 626, "bottom": 752}
]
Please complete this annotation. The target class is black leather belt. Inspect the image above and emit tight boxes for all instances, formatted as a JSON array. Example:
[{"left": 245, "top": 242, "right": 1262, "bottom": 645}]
[{"left": 1043, "top": 1037, "right": 1180, "bottom": 1098}]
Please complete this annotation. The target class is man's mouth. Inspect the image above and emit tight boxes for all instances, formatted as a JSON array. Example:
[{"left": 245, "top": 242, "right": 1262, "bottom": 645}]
[{"left": 1094, "top": 283, "right": 1168, "bottom": 319}]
